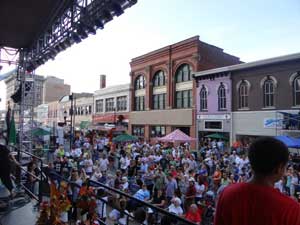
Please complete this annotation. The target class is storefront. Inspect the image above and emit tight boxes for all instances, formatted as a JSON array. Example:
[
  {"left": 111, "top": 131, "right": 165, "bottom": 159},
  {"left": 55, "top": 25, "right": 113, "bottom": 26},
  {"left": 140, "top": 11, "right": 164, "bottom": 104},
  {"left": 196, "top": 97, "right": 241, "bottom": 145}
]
[{"left": 197, "top": 114, "right": 231, "bottom": 145}]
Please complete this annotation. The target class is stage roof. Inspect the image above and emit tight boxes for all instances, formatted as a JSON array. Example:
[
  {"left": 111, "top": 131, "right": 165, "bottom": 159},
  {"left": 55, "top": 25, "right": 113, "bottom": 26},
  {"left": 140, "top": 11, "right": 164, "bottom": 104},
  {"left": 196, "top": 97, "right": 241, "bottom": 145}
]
[{"left": 0, "top": 0, "right": 72, "bottom": 49}]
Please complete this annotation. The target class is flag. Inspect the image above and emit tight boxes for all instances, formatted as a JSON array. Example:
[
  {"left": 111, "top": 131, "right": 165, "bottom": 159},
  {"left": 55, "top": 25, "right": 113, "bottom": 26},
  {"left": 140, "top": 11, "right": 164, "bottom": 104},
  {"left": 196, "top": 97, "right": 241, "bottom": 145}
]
[
  {"left": 8, "top": 113, "right": 16, "bottom": 145},
  {"left": 5, "top": 104, "right": 11, "bottom": 144}
]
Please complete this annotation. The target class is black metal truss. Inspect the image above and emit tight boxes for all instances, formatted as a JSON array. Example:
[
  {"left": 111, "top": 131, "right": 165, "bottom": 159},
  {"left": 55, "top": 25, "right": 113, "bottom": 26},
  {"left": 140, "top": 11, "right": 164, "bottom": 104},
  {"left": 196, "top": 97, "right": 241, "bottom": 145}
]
[{"left": 24, "top": 0, "right": 137, "bottom": 72}]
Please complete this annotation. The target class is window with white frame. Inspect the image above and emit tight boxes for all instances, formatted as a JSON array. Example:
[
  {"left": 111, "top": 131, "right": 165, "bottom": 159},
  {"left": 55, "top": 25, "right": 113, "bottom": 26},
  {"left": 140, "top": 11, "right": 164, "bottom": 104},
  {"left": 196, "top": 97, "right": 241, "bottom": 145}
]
[
  {"left": 239, "top": 80, "right": 249, "bottom": 109},
  {"left": 105, "top": 98, "right": 115, "bottom": 112},
  {"left": 200, "top": 85, "right": 207, "bottom": 111},
  {"left": 218, "top": 83, "right": 226, "bottom": 110},
  {"left": 293, "top": 75, "right": 300, "bottom": 106},
  {"left": 263, "top": 78, "right": 275, "bottom": 108},
  {"left": 95, "top": 99, "right": 103, "bottom": 113},
  {"left": 117, "top": 96, "right": 127, "bottom": 111}
]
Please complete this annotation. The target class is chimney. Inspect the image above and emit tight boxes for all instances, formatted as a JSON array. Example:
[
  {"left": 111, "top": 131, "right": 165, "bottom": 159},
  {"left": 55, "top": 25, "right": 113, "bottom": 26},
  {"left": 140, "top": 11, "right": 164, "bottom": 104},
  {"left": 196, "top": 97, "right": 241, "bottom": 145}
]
[{"left": 100, "top": 74, "right": 106, "bottom": 89}]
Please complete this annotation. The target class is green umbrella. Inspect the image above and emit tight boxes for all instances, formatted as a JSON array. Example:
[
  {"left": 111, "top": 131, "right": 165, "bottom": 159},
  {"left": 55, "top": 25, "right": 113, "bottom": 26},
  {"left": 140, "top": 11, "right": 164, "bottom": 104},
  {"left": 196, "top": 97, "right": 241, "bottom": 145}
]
[
  {"left": 112, "top": 133, "right": 138, "bottom": 142},
  {"left": 80, "top": 121, "right": 90, "bottom": 129},
  {"left": 32, "top": 128, "right": 50, "bottom": 136},
  {"left": 205, "top": 133, "right": 228, "bottom": 140}
]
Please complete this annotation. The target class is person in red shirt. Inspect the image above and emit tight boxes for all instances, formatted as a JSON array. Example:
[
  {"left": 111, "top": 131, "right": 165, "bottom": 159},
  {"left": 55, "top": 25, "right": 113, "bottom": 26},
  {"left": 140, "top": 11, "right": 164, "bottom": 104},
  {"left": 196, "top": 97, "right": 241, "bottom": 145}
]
[
  {"left": 214, "top": 137, "right": 300, "bottom": 225},
  {"left": 185, "top": 204, "right": 202, "bottom": 224}
]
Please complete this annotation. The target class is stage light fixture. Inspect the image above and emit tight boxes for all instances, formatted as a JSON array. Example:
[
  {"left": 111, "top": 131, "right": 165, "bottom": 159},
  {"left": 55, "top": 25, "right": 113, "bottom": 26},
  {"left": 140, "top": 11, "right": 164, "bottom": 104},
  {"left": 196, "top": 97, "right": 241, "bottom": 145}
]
[
  {"left": 111, "top": 2, "right": 124, "bottom": 16},
  {"left": 77, "top": 26, "right": 88, "bottom": 39},
  {"left": 94, "top": 18, "right": 104, "bottom": 29},
  {"left": 101, "top": 9, "right": 113, "bottom": 24},
  {"left": 86, "top": 25, "right": 96, "bottom": 35}
]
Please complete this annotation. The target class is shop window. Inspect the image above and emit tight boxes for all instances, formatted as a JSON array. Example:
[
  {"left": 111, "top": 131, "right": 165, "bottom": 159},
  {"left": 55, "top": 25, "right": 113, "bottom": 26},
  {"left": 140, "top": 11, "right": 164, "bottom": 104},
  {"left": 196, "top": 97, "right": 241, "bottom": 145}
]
[
  {"left": 204, "top": 121, "right": 222, "bottom": 130},
  {"left": 151, "top": 126, "right": 166, "bottom": 137},
  {"left": 132, "top": 125, "right": 144, "bottom": 137}
]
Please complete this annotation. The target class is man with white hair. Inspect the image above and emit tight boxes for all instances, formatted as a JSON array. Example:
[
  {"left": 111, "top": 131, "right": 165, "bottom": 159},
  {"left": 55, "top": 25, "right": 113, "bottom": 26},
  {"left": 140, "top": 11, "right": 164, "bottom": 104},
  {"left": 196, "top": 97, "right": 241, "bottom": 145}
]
[{"left": 168, "top": 197, "right": 183, "bottom": 216}]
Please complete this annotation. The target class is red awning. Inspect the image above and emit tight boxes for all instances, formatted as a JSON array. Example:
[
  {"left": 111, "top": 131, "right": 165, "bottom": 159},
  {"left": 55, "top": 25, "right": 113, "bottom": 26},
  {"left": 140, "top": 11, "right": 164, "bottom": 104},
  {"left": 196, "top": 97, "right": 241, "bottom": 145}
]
[{"left": 93, "top": 114, "right": 129, "bottom": 123}]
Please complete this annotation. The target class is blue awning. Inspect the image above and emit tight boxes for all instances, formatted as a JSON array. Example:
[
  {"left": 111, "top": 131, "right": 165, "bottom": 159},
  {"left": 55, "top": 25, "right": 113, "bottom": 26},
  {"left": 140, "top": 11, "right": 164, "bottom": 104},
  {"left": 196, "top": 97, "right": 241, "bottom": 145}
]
[{"left": 275, "top": 135, "right": 300, "bottom": 148}]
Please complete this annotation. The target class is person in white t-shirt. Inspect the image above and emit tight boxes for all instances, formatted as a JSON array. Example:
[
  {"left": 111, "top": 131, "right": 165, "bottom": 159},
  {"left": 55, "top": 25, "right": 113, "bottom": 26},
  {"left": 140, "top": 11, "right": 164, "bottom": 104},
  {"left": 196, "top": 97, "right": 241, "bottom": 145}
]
[
  {"left": 84, "top": 154, "right": 93, "bottom": 176},
  {"left": 99, "top": 154, "right": 109, "bottom": 172},
  {"left": 96, "top": 189, "right": 108, "bottom": 221}
]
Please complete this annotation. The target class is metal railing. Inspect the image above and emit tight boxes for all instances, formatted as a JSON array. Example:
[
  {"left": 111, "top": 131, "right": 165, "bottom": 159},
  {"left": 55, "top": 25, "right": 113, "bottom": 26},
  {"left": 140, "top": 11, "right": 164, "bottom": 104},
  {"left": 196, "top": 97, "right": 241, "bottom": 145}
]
[
  {"left": 10, "top": 145, "right": 45, "bottom": 202},
  {"left": 46, "top": 169, "right": 196, "bottom": 225}
]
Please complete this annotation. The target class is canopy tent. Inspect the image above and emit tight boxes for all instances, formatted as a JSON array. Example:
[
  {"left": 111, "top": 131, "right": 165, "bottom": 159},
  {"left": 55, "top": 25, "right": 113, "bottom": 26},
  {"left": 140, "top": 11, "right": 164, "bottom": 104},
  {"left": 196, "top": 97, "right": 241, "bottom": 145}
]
[
  {"left": 32, "top": 127, "right": 51, "bottom": 137},
  {"left": 205, "top": 133, "right": 228, "bottom": 140},
  {"left": 275, "top": 136, "right": 300, "bottom": 148},
  {"left": 158, "top": 129, "right": 196, "bottom": 143},
  {"left": 112, "top": 133, "right": 138, "bottom": 143}
]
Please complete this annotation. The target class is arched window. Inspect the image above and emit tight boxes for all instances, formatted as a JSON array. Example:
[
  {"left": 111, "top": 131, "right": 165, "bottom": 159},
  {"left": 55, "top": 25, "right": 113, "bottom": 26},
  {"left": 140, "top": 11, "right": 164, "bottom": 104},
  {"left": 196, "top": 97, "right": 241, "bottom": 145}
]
[
  {"left": 218, "top": 83, "right": 226, "bottom": 110},
  {"left": 199, "top": 85, "right": 207, "bottom": 111},
  {"left": 175, "top": 64, "right": 191, "bottom": 83},
  {"left": 239, "top": 80, "right": 249, "bottom": 109},
  {"left": 293, "top": 76, "right": 300, "bottom": 106},
  {"left": 263, "top": 78, "right": 275, "bottom": 107},
  {"left": 135, "top": 75, "right": 146, "bottom": 90},
  {"left": 153, "top": 70, "right": 165, "bottom": 87}
]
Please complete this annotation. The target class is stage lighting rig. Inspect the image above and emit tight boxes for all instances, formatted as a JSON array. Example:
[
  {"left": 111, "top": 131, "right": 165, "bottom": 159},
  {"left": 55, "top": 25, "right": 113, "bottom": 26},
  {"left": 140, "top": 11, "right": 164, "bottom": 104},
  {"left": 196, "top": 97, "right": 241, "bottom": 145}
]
[{"left": 23, "top": 0, "right": 138, "bottom": 70}]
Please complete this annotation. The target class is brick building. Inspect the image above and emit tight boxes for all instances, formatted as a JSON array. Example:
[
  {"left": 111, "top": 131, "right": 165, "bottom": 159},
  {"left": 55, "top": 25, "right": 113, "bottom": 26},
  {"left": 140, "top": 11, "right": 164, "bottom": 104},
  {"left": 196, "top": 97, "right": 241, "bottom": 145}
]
[
  {"left": 193, "top": 52, "right": 300, "bottom": 144},
  {"left": 129, "top": 36, "right": 241, "bottom": 143}
]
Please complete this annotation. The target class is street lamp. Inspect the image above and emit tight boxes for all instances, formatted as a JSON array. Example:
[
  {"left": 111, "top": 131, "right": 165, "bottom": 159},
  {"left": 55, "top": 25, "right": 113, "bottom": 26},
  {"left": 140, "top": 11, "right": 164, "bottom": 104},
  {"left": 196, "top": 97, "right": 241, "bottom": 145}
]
[{"left": 63, "top": 110, "right": 67, "bottom": 125}]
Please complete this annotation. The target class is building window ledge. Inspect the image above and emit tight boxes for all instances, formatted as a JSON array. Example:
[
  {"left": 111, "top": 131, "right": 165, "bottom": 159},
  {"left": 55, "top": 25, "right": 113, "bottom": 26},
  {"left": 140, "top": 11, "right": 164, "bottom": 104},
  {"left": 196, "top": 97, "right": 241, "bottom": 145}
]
[
  {"left": 291, "top": 106, "right": 300, "bottom": 109},
  {"left": 238, "top": 107, "right": 250, "bottom": 111},
  {"left": 262, "top": 107, "right": 276, "bottom": 110}
]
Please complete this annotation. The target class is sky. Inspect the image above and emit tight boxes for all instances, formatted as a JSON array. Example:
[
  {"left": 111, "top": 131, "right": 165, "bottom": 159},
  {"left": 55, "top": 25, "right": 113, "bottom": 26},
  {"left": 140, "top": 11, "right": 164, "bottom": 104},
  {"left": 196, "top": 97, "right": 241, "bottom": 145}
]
[{"left": 1, "top": 0, "right": 300, "bottom": 109}]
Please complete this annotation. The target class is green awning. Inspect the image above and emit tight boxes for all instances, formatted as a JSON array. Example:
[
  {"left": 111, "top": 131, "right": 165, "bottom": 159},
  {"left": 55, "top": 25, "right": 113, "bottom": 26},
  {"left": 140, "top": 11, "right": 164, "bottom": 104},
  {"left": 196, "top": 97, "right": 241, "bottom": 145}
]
[
  {"left": 80, "top": 121, "right": 90, "bottom": 129},
  {"left": 205, "top": 133, "right": 228, "bottom": 140},
  {"left": 112, "top": 134, "right": 138, "bottom": 142},
  {"left": 32, "top": 128, "right": 50, "bottom": 136}
]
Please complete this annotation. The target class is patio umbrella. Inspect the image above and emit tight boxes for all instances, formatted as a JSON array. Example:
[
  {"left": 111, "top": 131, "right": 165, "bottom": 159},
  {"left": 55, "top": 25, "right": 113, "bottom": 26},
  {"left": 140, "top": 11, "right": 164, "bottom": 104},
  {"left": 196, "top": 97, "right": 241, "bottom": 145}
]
[
  {"left": 112, "top": 133, "right": 138, "bottom": 142},
  {"left": 32, "top": 127, "right": 51, "bottom": 136},
  {"left": 205, "top": 133, "right": 228, "bottom": 140},
  {"left": 275, "top": 136, "right": 300, "bottom": 148}
]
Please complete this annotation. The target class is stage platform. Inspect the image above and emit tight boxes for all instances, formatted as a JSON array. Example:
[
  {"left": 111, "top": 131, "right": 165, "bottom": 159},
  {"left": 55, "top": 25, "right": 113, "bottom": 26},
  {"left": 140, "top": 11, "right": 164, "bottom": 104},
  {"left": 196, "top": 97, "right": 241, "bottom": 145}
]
[{"left": 0, "top": 185, "right": 38, "bottom": 225}]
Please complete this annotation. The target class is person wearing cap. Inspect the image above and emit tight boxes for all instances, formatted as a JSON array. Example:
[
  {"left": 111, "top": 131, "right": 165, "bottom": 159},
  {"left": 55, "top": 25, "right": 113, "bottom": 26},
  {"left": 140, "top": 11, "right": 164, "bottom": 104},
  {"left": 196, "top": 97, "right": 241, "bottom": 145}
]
[{"left": 214, "top": 137, "right": 300, "bottom": 225}]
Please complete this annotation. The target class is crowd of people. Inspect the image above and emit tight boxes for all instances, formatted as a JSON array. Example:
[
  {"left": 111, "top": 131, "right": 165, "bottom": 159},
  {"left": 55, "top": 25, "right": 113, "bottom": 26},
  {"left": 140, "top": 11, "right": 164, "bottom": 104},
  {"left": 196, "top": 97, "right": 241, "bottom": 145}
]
[{"left": 25, "top": 131, "right": 300, "bottom": 225}]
